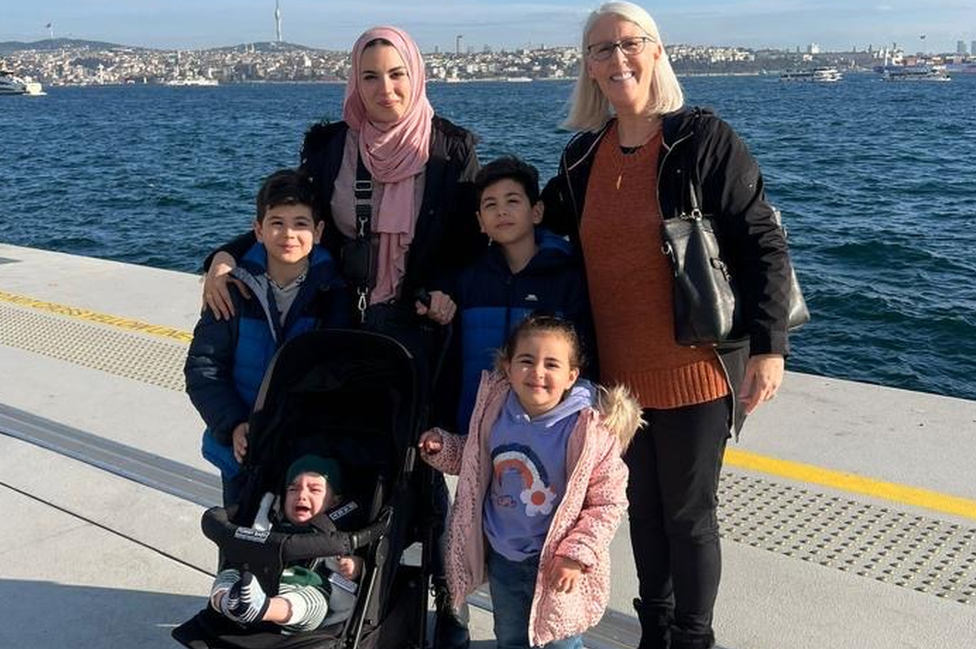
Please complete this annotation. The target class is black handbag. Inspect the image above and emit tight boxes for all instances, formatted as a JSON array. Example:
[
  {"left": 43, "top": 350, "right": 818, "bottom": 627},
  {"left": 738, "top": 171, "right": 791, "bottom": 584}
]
[{"left": 660, "top": 180, "right": 809, "bottom": 347}]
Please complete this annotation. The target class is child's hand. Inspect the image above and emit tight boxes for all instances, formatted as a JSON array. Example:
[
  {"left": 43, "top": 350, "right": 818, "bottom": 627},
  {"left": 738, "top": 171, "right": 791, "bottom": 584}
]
[
  {"left": 336, "top": 556, "right": 363, "bottom": 580},
  {"left": 415, "top": 290, "right": 456, "bottom": 325},
  {"left": 548, "top": 556, "right": 583, "bottom": 594},
  {"left": 232, "top": 422, "right": 249, "bottom": 463},
  {"left": 418, "top": 430, "right": 443, "bottom": 455}
]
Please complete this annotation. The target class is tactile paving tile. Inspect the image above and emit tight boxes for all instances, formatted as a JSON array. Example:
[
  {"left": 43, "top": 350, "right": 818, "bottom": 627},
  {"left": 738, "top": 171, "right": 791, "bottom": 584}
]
[
  {"left": 0, "top": 302, "right": 186, "bottom": 391},
  {"left": 719, "top": 473, "right": 976, "bottom": 605}
]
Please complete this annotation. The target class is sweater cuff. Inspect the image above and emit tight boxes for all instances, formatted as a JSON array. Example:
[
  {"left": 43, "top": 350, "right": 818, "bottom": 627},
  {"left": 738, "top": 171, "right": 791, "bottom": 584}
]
[
  {"left": 749, "top": 329, "right": 790, "bottom": 358},
  {"left": 556, "top": 540, "right": 597, "bottom": 571}
]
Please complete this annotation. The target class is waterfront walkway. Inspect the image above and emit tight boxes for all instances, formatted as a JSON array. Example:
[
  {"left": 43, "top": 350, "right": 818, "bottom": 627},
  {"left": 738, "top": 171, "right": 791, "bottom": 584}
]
[{"left": 0, "top": 242, "right": 973, "bottom": 649}]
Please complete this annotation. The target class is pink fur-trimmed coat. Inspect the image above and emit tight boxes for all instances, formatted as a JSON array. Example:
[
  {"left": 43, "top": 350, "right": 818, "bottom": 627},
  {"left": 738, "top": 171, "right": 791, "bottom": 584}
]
[{"left": 422, "top": 372, "right": 641, "bottom": 646}]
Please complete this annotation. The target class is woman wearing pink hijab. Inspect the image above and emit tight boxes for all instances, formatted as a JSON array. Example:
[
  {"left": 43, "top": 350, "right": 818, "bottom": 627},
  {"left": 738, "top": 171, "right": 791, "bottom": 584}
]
[
  {"left": 203, "top": 25, "right": 481, "bottom": 326},
  {"left": 199, "top": 26, "right": 479, "bottom": 649}
]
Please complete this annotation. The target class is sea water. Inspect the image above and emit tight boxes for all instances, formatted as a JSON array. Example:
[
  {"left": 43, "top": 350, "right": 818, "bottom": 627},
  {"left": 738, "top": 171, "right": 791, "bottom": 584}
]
[{"left": 1, "top": 74, "right": 974, "bottom": 400}]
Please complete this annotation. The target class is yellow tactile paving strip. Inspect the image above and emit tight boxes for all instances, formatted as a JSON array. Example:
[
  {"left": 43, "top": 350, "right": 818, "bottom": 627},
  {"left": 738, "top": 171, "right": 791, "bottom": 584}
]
[
  {"left": 0, "top": 299, "right": 187, "bottom": 392},
  {"left": 0, "top": 290, "right": 192, "bottom": 343}
]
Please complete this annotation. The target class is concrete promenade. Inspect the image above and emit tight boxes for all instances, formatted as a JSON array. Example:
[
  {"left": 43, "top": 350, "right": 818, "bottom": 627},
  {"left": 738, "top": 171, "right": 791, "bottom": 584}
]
[{"left": 0, "top": 242, "right": 973, "bottom": 649}]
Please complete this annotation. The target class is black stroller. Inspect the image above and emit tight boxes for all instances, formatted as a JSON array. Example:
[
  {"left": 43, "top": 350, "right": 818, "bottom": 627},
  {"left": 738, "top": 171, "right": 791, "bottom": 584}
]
[{"left": 173, "top": 329, "right": 440, "bottom": 649}]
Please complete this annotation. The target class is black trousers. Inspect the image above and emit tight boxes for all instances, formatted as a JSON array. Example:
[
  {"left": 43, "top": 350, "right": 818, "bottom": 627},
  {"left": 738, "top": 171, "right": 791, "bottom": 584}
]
[{"left": 625, "top": 397, "right": 730, "bottom": 649}]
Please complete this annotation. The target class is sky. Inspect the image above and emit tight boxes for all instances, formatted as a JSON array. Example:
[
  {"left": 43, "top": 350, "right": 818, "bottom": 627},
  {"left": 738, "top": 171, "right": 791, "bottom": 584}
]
[{"left": 3, "top": 1, "right": 976, "bottom": 54}]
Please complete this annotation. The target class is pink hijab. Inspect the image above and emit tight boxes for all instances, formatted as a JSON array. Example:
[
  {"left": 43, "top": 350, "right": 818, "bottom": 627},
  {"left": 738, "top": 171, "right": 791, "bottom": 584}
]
[{"left": 343, "top": 26, "right": 434, "bottom": 304}]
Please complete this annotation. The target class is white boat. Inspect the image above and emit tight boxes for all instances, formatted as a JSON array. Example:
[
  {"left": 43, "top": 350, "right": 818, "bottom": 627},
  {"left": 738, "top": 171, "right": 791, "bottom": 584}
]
[
  {"left": 881, "top": 64, "right": 950, "bottom": 82},
  {"left": 780, "top": 66, "right": 842, "bottom": 82},
  {"left": 0, "top": 69, "right": 45, "bottom": 95},
  {"left": 165, "top": 77, "right": 219, "bottom": 87}
]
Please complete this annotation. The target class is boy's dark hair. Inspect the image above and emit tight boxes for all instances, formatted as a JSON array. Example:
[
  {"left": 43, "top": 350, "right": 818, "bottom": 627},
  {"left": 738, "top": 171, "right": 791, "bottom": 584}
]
[
  {"left": 495, "top": 311, "right": 586, "bottom": 372},
  {"left": 255, "top": 168, "right": 318, "bottom": 223},
  {"left": 474, "top": 155, "right": 540, "bottom": 206}
]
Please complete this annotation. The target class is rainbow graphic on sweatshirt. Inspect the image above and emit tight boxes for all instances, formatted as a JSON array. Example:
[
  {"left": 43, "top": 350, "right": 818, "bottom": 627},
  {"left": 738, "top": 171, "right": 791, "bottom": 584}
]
[{"left": 491, "top": 443, "right": 557, "bottom": 517}]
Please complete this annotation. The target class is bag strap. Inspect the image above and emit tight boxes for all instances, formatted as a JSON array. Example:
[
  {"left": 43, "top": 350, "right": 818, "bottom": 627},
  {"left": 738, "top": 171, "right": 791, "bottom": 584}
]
[
  {"left": 663, "top": 107, "right": 706, "bottom": 222},
  {"left": 353, "top": 153, "right": 374, "bottom": 320}
]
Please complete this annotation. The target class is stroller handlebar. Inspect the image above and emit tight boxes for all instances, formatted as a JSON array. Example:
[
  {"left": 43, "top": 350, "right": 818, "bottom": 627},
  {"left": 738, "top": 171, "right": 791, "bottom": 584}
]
[{"left": 201, "top": 505, "right": 394, "bottom": 568}]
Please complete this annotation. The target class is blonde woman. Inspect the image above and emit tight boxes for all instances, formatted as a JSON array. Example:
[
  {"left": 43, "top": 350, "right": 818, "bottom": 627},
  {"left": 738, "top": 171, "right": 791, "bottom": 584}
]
[{"left": 541, "top": 3, "right": 796, "bottom": 648}]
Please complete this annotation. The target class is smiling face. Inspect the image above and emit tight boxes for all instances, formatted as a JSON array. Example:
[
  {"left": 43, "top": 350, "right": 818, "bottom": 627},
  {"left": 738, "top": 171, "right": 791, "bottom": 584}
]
[
  {"left": 585, "top": 14, "right": 663, "bottom": 117},
  {"left": 357, "top": 43, "right": 413, "bottom": 124},
  {"left": 283, "top": 472, "right": 329, "bottom": 525},
  {"left": 253, "top": 203, "right": 323, "bottom": 277},
  {"left": 476, "top": 178, "right": 542, "bottom": 248},
  {"left": 504, "top": 331, "right": 581, "bottom": 419}
]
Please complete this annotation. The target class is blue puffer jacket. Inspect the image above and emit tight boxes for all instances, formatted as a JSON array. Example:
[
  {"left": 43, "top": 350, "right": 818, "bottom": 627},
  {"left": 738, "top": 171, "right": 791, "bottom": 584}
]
[
  {"left": 453, "top": 229, "right": 595, "bottom": 433},
  {"left": 185, "top": 243, "right": 347, "bottom": 476}
]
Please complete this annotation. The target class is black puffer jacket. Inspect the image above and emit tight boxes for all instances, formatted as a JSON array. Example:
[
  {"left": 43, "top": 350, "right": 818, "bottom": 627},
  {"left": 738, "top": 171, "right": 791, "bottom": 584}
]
[
  {"left": 300, "top": 116, "right": 483, "bottom": 301},
  {"left": 540, "top": 107, "right": 794, "bottom": 432}
]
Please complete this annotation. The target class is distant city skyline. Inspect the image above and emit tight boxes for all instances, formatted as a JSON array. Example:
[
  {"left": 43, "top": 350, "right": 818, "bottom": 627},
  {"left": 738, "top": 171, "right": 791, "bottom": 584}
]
[{"left": 3, "top": 1, "right": 976, "bottom": 54}]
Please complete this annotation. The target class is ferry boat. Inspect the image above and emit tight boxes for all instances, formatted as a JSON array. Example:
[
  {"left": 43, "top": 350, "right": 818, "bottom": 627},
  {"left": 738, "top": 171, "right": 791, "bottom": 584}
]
[
  {"left": 0, "top": 68, "right": 45, "bottom": 95},
  {"left": 945, "top": 62, "right": 976, "bottom": 74},
  {"left": 779, "top": 66, "right": 842, "bottom": 82},
  {"left": 881, "top": 64, "right": 950, "bottom": 82},
  {"left": 164, "top": 76, "right": 219, "bottom": 87}
]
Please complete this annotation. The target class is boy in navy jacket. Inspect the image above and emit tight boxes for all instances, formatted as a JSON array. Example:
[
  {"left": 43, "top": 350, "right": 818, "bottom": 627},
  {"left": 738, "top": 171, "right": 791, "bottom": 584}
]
[
  {"left": 185, "top": 169, "right": 347, "bottom": 505},
  {"left": 453, "top": 156, "right": 594, "bottom": 433}
]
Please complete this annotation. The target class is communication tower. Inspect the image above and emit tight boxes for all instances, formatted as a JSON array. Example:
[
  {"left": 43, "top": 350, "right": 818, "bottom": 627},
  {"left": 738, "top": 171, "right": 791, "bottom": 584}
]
[{"left": 275, "top": 0, "right": 282, "bottom": 43}]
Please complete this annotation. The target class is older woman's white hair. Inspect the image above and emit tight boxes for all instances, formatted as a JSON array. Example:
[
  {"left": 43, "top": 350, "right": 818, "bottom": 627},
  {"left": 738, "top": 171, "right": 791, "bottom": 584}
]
[{"left": 564, "top": 1, "right": 684, "bottom": 132}]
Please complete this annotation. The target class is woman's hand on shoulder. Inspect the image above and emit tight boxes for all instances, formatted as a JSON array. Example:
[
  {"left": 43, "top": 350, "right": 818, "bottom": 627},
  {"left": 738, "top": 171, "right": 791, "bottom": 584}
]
[
  {"left": 739, "top": 354, "right": 785, "bottom": 415},
  {"left": 203, "top": 251, "right": 250, "bottom": 320}
]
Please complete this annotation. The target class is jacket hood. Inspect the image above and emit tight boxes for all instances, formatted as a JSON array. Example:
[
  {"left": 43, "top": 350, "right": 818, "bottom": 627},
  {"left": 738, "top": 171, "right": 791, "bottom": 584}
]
[
  {"left": 233, "top": 243, "right": 337, "bottom": 291},
  {"left": 504, "top": 378, "right": 596, "bottom": 426},
  {"left": 594, "top": 383, "right": 643, "bottom": 451},
  {"left": 481, "top": 371, "right": 642, "bottom": 451}
]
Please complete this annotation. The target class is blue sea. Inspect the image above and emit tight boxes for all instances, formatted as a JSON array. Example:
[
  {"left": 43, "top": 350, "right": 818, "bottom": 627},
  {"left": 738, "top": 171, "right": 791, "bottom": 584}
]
[{"left": 1, "top": 75, "right": 975, "bottom": 401}]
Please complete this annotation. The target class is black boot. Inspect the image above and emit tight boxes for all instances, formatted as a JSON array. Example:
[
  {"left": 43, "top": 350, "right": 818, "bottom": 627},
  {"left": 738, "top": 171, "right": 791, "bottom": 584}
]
[
  {"left": 634, "top": 597, "right": 672, "bottom": 649},
  {"left": 670, "top": 626, "right": 714, "bottom": 649},
  {"left": 433, "top": 581, "right": 470, "bottom": 649}
]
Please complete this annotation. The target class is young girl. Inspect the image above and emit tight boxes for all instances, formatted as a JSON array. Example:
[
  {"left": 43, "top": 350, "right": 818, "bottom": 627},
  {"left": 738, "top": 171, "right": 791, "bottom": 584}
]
[{"left": 419, "top": 315, "right": 641, "bottom": 649}]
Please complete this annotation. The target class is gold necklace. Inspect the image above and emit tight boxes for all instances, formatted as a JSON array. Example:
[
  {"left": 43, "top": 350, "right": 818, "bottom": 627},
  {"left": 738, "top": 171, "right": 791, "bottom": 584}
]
[
  {"left": 615, "top": 143, "right": 645, "bottom": 190},
  {"left": 614, "top": 121, "right": 659, "bottom": 190},
  {"left": 616, "top": 124, "right": 661, "bottom": 190}
]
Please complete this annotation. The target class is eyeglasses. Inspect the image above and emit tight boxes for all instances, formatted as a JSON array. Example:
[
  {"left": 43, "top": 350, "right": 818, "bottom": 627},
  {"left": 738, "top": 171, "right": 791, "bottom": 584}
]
[{"left": 586, "top": 36, "right": 654, "bottom": 61}]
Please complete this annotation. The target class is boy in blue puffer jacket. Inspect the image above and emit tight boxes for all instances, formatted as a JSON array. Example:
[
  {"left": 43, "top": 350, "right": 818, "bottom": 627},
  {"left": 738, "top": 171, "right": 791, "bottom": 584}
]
[
  {"left": 453, "top": 156, "right": 595, "bottom": 434},
  {"left": 184, "top": 168, "right": 348, "bottom": 506}
]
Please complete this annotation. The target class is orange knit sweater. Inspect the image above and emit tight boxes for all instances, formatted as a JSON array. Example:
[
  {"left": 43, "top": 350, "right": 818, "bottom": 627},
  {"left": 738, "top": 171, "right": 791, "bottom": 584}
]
[{"left": 580, "top": 125, "right": 729, "bottom": 410}]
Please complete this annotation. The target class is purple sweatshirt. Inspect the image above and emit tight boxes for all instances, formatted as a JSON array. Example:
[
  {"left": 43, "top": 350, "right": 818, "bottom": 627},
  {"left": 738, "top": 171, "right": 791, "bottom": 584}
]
[{"left": 483, "top": 380, "right": 596, "bottom": 561}]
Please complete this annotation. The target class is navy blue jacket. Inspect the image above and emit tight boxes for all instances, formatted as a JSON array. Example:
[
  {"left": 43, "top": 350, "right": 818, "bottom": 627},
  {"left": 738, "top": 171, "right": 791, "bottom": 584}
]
[
  {"left": 453, "top": 229, "right": 595, "bottom": 433},
  {"left": 185, "top": 243, "right": 347, "bottom": 473}
]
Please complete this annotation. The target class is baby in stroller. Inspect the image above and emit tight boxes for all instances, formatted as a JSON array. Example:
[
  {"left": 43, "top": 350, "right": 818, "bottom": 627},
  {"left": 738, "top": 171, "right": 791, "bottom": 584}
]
[
  {"left": 210, "top": 454, "right": 364, "bottom": 633},
  {"left": 174, "top": 329, "right": 434, "bottom": 649}
]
